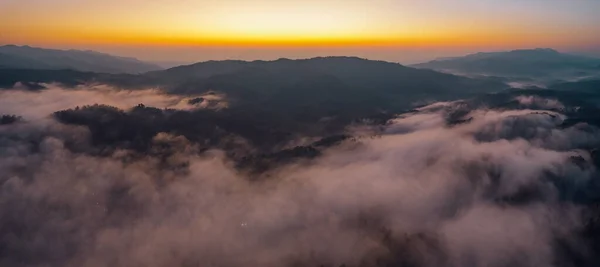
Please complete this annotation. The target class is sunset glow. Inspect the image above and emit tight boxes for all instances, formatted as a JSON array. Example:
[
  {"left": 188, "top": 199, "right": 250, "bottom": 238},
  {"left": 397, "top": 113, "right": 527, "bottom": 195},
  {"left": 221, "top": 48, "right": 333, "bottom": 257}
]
[{"left": 1, "top": 0, "right": 599, "bottom": 62}]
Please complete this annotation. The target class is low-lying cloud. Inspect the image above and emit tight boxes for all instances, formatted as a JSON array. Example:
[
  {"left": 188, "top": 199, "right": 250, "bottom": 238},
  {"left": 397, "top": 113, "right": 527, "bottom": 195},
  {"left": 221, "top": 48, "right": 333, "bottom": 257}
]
[
  {"left": 515, "top": 95, "right": 565, "bottom": 110},
  {"left": 0, "top": 84, "right": 227, "bottom": 120},
  {"left": 0, "top": 93, "right": 598, "bottom": 267}
]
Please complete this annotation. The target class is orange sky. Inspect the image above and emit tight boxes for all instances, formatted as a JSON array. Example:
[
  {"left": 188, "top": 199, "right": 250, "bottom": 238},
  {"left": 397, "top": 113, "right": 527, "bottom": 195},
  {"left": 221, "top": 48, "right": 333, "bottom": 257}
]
[{"left": 1, "top": 0, "right": 599, "bottom": 63}]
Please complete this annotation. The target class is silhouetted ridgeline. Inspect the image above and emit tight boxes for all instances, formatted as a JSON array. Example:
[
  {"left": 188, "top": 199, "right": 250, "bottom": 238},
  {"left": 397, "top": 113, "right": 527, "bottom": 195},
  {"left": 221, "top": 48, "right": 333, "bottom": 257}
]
[
  {"left": 412, "top": 48, "right": 600, "bottom": 85},
  {"left": 0, "top": 57, "right": 508, "bottom": 126},
  {"left": 0, "top": 45, "right": 162, "bottom": 73}
]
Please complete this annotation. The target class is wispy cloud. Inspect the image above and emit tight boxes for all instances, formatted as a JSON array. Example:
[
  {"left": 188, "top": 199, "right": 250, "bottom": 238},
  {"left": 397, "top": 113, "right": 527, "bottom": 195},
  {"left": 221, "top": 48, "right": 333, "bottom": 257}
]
[{"left": 0, "top": 84, "right": 227, "bottom": 120}]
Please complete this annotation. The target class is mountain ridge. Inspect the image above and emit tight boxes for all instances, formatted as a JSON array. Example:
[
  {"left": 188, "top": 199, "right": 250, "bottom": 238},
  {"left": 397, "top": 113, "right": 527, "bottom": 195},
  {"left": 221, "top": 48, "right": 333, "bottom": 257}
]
[
  {"left": 0, "top": 56, "right": 508, "bottom": 132},
  {"left": 0, "top": 45, "right": 162, "bottom": 74},
  {"left": 411, "top": 48, "right": 600, "bottom": 84}
]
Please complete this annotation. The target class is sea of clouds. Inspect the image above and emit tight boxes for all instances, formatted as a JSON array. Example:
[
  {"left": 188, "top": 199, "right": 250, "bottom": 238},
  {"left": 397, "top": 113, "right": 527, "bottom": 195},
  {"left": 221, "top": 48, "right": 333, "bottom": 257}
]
[{"left": 0, "top": 85, "right": 598, "bottom": 267}]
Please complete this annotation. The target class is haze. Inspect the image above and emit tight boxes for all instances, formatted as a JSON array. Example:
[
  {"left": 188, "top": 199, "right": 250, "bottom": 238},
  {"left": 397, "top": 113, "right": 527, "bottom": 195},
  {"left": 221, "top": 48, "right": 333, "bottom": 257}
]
[{"left": 2, "top": 0, "right": 600, "bottom": 64}]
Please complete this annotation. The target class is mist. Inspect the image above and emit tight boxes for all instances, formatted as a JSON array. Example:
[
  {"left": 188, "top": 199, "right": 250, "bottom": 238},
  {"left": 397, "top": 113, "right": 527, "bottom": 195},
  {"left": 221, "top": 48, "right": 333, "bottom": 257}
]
[
  {"left": 1, "top": 86, "right": 598, "bottom": 267},
  {"left": 0, "top": 84, "right": 227, "bottom": 120}
]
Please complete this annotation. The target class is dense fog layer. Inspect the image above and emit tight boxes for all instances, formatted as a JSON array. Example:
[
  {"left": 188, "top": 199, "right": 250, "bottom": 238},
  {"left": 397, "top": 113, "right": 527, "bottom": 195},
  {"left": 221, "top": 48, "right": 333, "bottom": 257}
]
[{"left": 1, "top": 85, "right": 598, "bottom": 267}]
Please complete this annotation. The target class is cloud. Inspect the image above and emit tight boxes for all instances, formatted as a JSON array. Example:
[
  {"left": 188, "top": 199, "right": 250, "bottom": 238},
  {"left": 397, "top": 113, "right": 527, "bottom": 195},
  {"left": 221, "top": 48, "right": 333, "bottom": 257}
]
[
  {"left": 0, "top": 84, "right": 227, "bottom": 120},
  {"left": 0, "top": 96, "right": 598, "bottom": 267},
  {"left": 515, "top": 95, "right": 565, "bottom": 110},
  {"left": 507, "top": 81, "right": 546, "bottom": 89}
]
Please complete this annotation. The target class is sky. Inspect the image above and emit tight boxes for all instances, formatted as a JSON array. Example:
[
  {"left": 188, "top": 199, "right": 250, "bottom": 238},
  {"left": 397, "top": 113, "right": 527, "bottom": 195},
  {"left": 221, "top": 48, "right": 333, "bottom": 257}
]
[{"left": 1, "top": 0, "right": 600, "bottom": 64}]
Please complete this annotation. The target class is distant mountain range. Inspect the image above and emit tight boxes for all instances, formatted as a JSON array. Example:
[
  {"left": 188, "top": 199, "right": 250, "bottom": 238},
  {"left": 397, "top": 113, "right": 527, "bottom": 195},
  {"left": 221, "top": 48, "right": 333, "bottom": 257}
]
[
  {"left": 4, "top": 47, "right": 599, "bottom": 147},
  {"left": 150, "top": 60, "right": 195, "bottom": 69},
  {"left": 412, "top": 48, "right": 600, "bottom": 84},
  {"left": 0, "top": 56, "right": 508, "bottom": 109},
  {"left": 0, "top": 45, "right": 162, "bottom": 74},
  {"left": 146, "top": 57, "right": 508, "bottom": 118},
  {"left": 0, "top": 56, "right": 508, "bottom": 143}
]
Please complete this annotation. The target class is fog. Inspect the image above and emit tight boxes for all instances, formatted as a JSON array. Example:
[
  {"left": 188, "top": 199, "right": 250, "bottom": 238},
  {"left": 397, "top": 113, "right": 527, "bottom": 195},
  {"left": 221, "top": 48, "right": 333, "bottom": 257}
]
[
  {"left": 0, "top": 87, "right": 598, "bottom": 267},
  {"left": 0, "top": 84, "right": 227, "bottom": 120}
]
